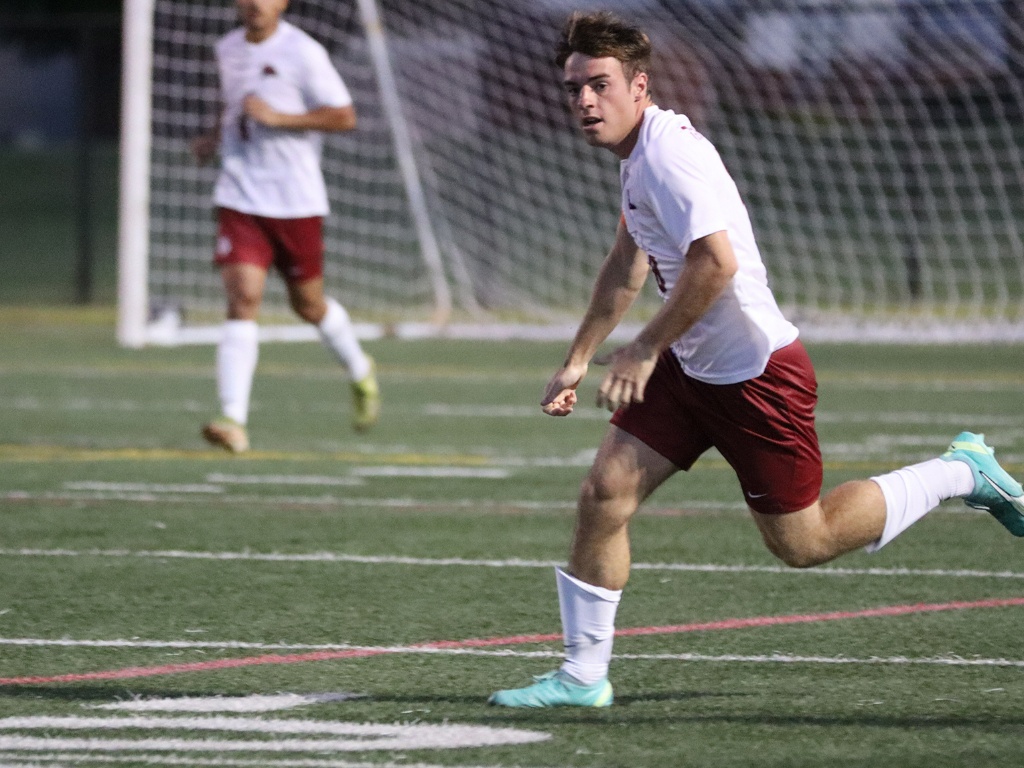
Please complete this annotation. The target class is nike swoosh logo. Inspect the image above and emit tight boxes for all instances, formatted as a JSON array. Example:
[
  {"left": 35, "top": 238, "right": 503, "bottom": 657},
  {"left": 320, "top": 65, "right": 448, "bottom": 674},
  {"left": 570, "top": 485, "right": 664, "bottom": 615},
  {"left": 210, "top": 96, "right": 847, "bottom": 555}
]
[
  {"left": 746, "top": 492, "right": 767, "bottom": 499},
  {"left": 980, "top": 471, "right": 1024, "bottom": 512}
]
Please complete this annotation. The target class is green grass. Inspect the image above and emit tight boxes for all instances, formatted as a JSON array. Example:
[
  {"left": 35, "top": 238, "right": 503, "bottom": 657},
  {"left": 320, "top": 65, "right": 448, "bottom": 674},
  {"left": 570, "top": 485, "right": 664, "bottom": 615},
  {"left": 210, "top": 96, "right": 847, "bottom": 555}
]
[{"left": 1, "top": 306, "right": 1024, "bottom": 767}]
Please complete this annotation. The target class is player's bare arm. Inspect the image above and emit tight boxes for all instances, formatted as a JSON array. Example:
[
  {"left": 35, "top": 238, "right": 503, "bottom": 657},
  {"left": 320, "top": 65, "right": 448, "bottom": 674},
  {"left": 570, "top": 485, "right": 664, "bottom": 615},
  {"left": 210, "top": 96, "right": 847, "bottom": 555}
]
[
  {"left": 191, "top": 114, "right": 222, "bottom": 165},
  {"left": 243, "top": 96, "right": 357, "bottom": 132},
  {"left": 541, "top": 220, "right": 648, "bottom": 416},
  {"left": 594, "top": 230, "right": 738, "bottom": 412}
]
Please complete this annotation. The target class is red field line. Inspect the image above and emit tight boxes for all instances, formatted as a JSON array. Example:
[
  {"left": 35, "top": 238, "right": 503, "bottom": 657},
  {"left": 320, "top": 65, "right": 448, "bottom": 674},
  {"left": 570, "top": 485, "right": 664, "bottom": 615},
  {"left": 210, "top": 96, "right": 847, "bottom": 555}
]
[{"left": 3, "top": 596, "right": 1022, "bottom": 686}]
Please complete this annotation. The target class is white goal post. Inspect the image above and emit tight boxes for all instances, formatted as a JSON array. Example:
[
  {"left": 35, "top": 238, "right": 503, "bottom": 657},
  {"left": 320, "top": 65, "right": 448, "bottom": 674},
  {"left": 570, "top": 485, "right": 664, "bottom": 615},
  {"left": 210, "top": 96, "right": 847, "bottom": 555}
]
[{"left": 118, "top": 0, "right": 1024, "bottom": 346}]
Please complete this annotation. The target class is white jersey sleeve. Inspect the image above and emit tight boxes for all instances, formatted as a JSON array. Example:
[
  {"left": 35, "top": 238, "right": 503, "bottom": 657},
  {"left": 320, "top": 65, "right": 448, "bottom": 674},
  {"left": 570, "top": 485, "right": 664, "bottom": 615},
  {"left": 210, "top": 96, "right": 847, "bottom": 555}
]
[
  {"left": 644, "top": 130, "right": 730, "bottom": 258},
  {"left": 301, "top": 41, "right": 352, "bottom": 110}
]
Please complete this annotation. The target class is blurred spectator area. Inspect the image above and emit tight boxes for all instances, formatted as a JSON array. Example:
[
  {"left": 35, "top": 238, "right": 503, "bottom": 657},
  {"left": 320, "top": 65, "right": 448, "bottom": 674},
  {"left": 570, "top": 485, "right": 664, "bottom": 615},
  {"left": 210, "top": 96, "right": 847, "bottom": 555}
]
[
  {"left": 0, "top": 12, "right": 121, "bottom": 145},
  {"left": 0, "top": 11, "right": 121, "bottom": 305}
]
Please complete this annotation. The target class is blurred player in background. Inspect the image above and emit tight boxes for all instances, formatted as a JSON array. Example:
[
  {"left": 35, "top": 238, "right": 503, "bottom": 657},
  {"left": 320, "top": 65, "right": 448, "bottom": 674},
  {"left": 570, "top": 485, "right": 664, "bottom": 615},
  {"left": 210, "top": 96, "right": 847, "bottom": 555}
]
[
  {"left": 489, "top": 10, "right": 1024, "bottom": 708},
  {"left": 191, "top": 0, "right": 379, "bottom": 453}
]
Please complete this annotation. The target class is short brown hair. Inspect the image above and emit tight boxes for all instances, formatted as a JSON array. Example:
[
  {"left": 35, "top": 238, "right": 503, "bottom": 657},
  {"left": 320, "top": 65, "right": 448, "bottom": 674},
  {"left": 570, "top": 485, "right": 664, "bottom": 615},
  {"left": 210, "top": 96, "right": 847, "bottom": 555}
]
[{"left": 554, "top": 11, "right": 652, "bottom": 85}]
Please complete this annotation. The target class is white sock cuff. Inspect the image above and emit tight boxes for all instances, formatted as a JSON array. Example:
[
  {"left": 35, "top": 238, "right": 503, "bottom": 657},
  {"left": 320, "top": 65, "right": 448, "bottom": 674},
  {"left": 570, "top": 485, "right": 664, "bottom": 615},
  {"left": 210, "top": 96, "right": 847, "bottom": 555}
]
[
  {"left": 864, "top": 476, "right": 899, "bottom": 554},
  {"left": 555, "top": 567, "right": 622, "bottom": 604},
  {"left": 223, "top": 319, "right": 258, "bottom": 340},
  {"left": 864, "top": 457, "right": 973, "bottom": 554},
  {"left": 936, "top": 457, "right": 977, "bottom": 498},
  {"left": 318, "top": 297, "right": 348, "bottom": 333}
]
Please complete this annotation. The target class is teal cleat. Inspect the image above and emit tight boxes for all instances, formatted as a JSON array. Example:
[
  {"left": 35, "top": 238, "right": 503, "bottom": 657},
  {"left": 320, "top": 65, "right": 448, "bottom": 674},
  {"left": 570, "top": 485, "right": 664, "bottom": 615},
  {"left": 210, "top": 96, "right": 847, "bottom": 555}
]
[
  {"left": 488, "top": 670, "right": 613, "bottom": 708},
  {"left": 941, "top": 431, "right": 1024, "bottom": 536}
]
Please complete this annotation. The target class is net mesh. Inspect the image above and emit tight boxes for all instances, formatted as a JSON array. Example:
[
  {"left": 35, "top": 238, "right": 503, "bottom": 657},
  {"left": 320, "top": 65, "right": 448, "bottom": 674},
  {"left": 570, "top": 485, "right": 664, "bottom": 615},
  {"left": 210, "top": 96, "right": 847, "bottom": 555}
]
[{"left": 146, "top": 0, "right": 1024, "bottom": 337}]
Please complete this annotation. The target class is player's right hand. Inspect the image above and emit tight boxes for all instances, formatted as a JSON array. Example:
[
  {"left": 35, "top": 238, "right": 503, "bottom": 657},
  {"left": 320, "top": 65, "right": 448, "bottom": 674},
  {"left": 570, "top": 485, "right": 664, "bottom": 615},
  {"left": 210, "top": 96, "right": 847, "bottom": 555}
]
[{"left": 541, "top": 362, "right": 587, "bottom": 417}]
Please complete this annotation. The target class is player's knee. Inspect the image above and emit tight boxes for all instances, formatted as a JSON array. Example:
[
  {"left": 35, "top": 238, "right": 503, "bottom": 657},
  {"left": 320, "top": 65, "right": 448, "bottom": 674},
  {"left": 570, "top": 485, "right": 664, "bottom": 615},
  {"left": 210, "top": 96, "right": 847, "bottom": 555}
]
[
  {"left": 580, "top": 472, "right": 620, "bottom": 507},
  {"left": 578, "top": 474, "right": 636, "bottom": 526},
  {"left": 227, "top": 292, "right": 261, "bottom": 318}
]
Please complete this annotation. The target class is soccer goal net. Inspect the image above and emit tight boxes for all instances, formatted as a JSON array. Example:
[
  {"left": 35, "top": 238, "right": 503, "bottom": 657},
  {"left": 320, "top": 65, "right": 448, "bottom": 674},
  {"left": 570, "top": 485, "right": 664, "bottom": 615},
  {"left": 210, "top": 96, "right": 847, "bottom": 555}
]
[{"left": 118, "top": 0, "right": 1024, "bottom": 345}]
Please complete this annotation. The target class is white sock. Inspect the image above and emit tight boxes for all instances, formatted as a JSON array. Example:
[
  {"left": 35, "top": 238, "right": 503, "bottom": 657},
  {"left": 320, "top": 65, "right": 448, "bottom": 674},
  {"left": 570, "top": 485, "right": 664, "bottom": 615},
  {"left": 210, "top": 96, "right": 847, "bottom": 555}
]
[
  {"left": 216, "top": 320, "right": 259, "bottom": 425},
  {"left": 317, "top": 297, "right": 371, "bottom": 381},
  {"left": 556, "top": 566, "right": 621, "bottom": 685},
  {"left": 865, "top": 458, "right": 975, "bottom": 553}
]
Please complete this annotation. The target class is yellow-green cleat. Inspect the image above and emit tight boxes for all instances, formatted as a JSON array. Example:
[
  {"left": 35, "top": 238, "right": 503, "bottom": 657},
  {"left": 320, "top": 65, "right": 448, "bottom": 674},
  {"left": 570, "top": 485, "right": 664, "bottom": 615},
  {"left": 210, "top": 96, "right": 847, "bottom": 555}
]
[
  {"left": 201, "top": 416, "right": 249, "bottom": 454},
  {"left": 488, "top": 670, "right": 613, "bottom": 708},
  {"left": 941, "top": 431, "right": 1024, "bottom": 536},
  {"left": 351, "top": 358, "right": 380, "bottom": 432}
]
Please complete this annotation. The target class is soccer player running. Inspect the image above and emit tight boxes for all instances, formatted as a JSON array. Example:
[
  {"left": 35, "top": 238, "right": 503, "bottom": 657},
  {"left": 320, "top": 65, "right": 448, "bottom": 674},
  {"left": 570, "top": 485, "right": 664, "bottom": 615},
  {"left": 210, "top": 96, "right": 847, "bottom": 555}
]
[
  {"left": 192, "top": 0, "right": 379, "bottom": 453},
  {"left": 489, "top": 11, "right": 1024, "bottom": 708}
]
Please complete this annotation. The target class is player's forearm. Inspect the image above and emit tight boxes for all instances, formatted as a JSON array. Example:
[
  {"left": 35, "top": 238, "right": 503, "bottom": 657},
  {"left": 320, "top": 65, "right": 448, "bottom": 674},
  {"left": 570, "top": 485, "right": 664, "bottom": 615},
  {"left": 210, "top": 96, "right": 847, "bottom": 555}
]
[
  {"left": 634, "top": 232, "right": 737, "bottom": 354},
  {"left": 266, "top": 105, "right": 357, "bottom": 132},
  {"left": 566, "top": 251, "right": 648, "bottom": 365}
]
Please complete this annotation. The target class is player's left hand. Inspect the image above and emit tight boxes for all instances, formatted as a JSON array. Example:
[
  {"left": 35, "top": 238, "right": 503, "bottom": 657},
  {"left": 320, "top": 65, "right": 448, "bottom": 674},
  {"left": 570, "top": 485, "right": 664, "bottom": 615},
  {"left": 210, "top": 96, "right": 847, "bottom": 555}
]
[
  {"left": 593, "top": 342, "right": 658, "bottom": 412},
  {"left": 243, "top": 95, "right": 281, "bottom": 127}
]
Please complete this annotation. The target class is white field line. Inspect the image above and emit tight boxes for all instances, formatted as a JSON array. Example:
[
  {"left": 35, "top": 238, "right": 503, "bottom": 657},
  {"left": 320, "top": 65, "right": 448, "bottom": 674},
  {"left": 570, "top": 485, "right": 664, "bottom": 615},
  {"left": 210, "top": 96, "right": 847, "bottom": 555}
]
[
  {"left": 90, "top": 695, "right": 364, "bottom": 712},
  {"left": 63, "top": 482, "right": 226, "bottom": 494},
  {"left": 59, "top": 471, "right": 508, "bottom": 492},
  {"left": 0, "top": 488, "right": 997, "bottom": 515},
  {"left": 4, "top": 391, "right": 1024, "bottom": 429},
  {"left": 1, "top": 449, "right": 600, "bottom": 470},
  {"left": 206, "top": 475, "right": 363, "bottom": 486},
  {"left": 0, "top": 755, "right": 505, "bottom": 768},
  {"left": 2, "top": 361, "right": 1021, "bottom": 390},
  {"left": 0, "top": 737, "right": 520, "bottom": 755},
  {"left": 347, "top": 467, "right": 510, "bottom": 479},
  {"left": 1, "top": 638, "right": 1023, "bottom": 669},
  {"left": 422, "top": 404, "right": 609, "bottom": 420},
  {"left": 427, "top": 404, "right": 1024, "bottom": 429},
  {"left": 2, "top": 491, "right": 583, "bottom": 510},
  {"left": 0, "top": 716, "right": 547, "bottom": 744},
  {"left": 0, "top": 547, "right": 1018, "bottom": 579},
  {"left": 0, "top": 365, "right": 557, "bottom": 384}
]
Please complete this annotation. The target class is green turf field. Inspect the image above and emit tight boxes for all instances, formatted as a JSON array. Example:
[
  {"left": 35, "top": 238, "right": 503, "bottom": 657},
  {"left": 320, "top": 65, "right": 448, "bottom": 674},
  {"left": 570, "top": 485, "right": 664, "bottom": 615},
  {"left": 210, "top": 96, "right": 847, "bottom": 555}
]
[{"left": 1, "top": 306, "right": 1023, "bottom": 767}]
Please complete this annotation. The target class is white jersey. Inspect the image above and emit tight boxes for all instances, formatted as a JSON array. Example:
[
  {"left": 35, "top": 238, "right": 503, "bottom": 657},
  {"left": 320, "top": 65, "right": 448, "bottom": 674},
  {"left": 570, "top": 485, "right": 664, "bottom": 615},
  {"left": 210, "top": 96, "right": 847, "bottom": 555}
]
[
  {"left": 213, "top": 20, "right": 352, "bottom": 218},
  {"left": 621, "top": 106, "right": 798, "bottom": 384}
]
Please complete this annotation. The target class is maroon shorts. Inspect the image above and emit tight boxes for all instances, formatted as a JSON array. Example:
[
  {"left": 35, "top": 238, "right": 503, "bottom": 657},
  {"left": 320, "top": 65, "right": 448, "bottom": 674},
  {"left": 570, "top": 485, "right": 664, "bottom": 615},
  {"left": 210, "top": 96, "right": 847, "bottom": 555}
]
[
  {"left": 214, "top": 207, "right": 324, "bottom": 282},
  {"left": 610, "top": 340, "right": 823, "bottom": 515}
]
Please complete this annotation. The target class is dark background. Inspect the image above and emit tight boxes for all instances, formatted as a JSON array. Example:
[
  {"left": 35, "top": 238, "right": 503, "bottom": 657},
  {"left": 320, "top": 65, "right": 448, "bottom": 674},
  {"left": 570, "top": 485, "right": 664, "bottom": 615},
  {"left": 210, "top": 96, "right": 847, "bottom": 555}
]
[{"left": 1, "top": 0, "right": 123, "bottom": 305}]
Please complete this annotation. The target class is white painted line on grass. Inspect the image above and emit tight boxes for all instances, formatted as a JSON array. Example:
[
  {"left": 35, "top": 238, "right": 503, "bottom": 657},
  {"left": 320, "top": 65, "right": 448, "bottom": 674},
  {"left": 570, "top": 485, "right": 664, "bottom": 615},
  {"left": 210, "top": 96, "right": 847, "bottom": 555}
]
[
  {"left": 424, "top": 404, "right": 1024, "bottom": 429},
  {"left": 4, "top": 636, "right": 1024, "bottom": 669},
  {"left": 0, "top": 754, "right": 511, "bottom": 768},
  {"left": 397, "top": 648, "right": 1024, "bottom": 667},
  {"left": 422, "top": 404, "right": 610, "bottom": 420},
  {"left": 91, "top": 694, "right": 363, "bottom": 712},
  {"left": 348, "top": 466, "right": 510, "bottom": 479},
  {"left": 5, "top": 598, "right": 1023, "bottom": 685},
  {"left": 1, "top": 547, "right": 1019, "bottom": 579},
  {"left": 1, "top": 491, "right": 581, "bottom": 511},
  {"left": 63, "top": 482, "right": 225, "bottom": 494},
  {"left": 609, "top": 652, "right": 1024, "bottom": 666},
  {"left": 13, "top": 488, "right": 989, "bottom": 515},
  {"left": 205, "top": 475, "right": 362, "bottom": 487},
  {"left": 0, "top": 716, "right": 550, "bottom": 751}
]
